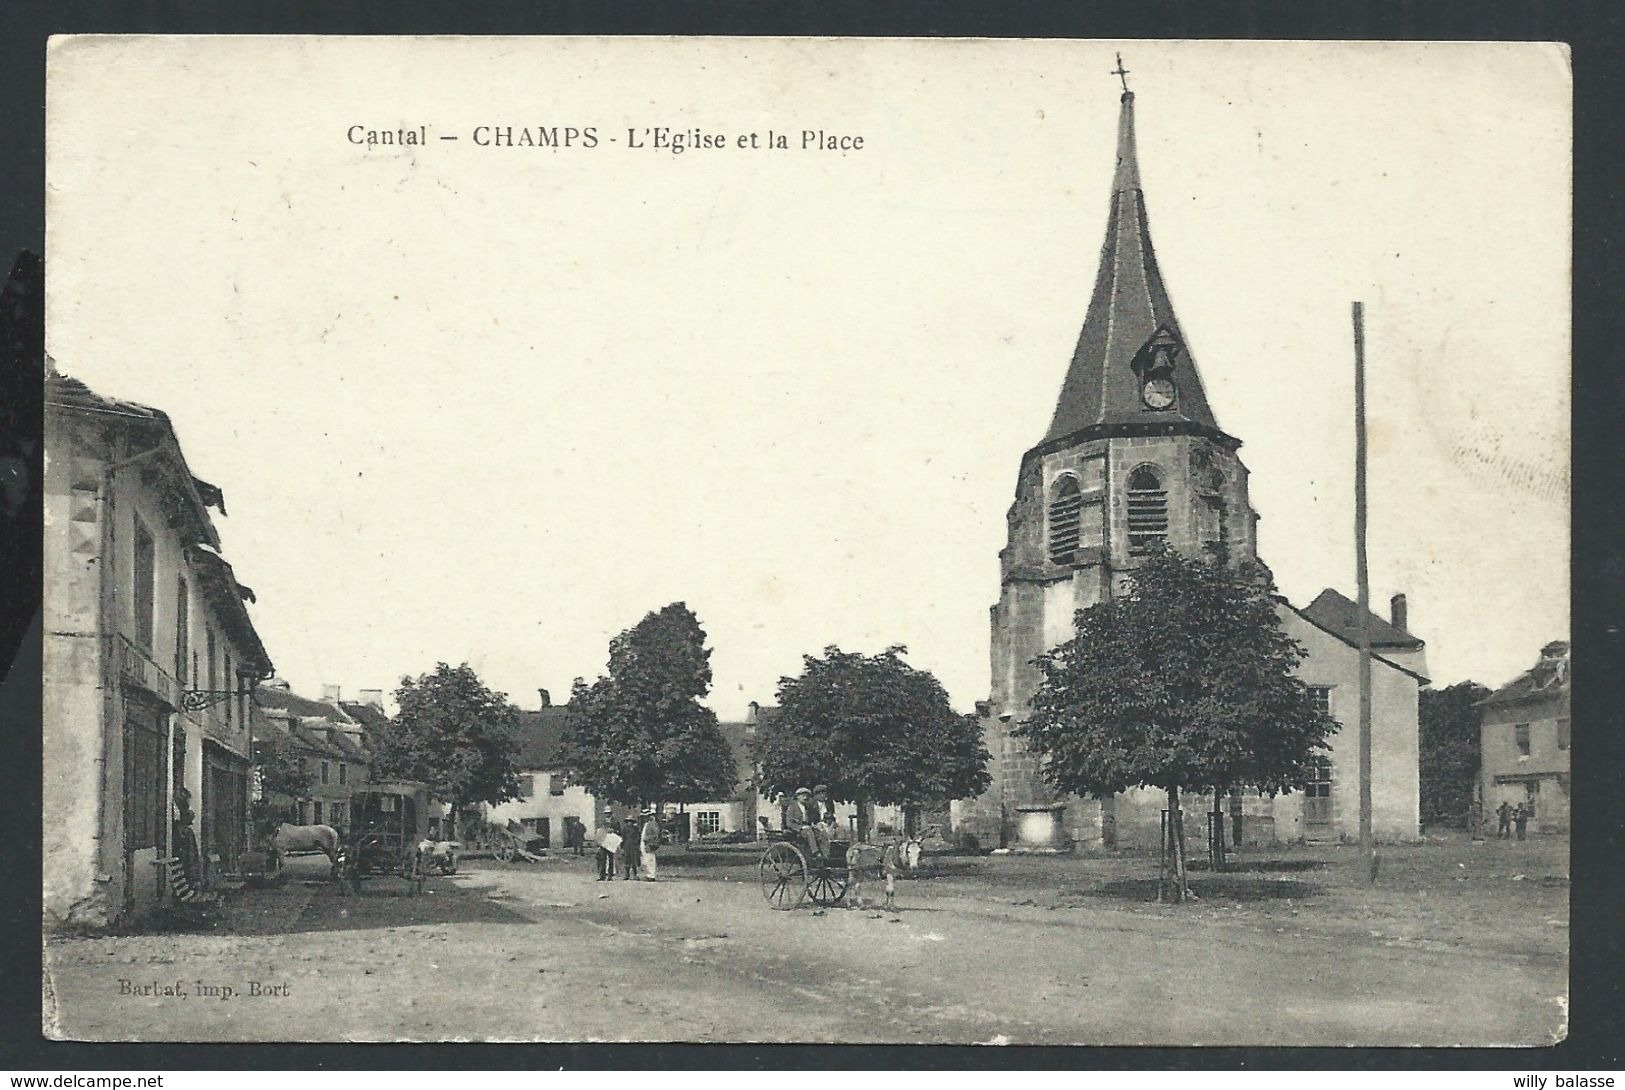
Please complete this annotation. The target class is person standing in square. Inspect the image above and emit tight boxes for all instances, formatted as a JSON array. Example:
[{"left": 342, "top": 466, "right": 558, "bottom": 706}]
[
  {"left": 621, "top": 814, "right": 641, "bottom": 880},
  {"left": 639, "top": 809, "right": 661, "bottom": 881},
  {"left": 595, "top": 808, "right": 619, "bottom": 880}
]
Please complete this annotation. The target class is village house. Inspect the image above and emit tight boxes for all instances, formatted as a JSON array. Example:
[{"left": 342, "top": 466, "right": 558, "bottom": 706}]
[
  {"left": 44, "top": 371, "right": 273, "bottom": 928},
  {"left": 1478, "top": 641, "right": 1570, "bottom": 835},
  {"left": 483, "top": 695, "right": 909, "bottom": 847},
  {"left": 483, "top": 690, "right": 598, "bottom": 848},
  {"left": 252, "top": 681, "right": 377, "bottom": 831},
  {"left": 684, "top": 702, "right": 912, "bottom": 842},
  {"left": 951, "top": 83, "right": 1425, "bottom": 852}
]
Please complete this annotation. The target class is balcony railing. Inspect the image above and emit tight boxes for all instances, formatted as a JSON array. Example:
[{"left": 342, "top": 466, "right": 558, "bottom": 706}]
[{"left": 118, "top": 634, "right": 178, "bottom": 707}]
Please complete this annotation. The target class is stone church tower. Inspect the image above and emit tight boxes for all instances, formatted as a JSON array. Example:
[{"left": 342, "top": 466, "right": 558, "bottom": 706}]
[{"left": 958, "top": 84, "right": 1262, "bottom": 849}]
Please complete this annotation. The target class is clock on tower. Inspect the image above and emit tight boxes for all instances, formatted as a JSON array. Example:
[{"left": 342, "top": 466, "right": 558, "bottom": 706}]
[{"left": 1134, "top": 328, "right": 1182, "bottom": 411}]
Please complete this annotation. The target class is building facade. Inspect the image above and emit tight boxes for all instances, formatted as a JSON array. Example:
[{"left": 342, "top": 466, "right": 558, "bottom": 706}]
[
  {"left": 44, "top": 373, "right": 272, "bottom": 929},
  {"left": 1478, "top": 642, "right": 1570, "bottom": 834},
  {"left": 952, "top": 84, "right": 1424, "bottom": 850},
  {"left": 483, "top": 692, "right": 600, "bottom": 847},
  {"left": 252, "top": 681, "right": 375, "bottom": 831},
  {"left": 485, "top": 696, "right": 908, "bottom": 845}
]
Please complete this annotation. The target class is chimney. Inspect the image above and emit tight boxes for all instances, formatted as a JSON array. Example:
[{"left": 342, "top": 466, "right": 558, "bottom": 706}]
[
  {"left": 1389, "top": 594, "right": 1408, "bottom": 633},
  {"left": 748, "top": 700, "right": 760, "bottom": 721},
  {"left": 538, "top": 688, "right": 551, "bottom": 708},
  {"left": 322, "top": 683, "right": 341, "bottom": 703},
  {"left": 358, "top": 688, "right": 383, "bottom": 709}
]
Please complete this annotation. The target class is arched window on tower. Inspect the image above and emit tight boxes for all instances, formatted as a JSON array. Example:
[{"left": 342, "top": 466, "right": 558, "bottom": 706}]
[
  {"left": 1127, "top": 465, "right": 1169, "bottom": 555},
  {"left": 1047, "top": 476, "right": 1083, "bottom": 564}
]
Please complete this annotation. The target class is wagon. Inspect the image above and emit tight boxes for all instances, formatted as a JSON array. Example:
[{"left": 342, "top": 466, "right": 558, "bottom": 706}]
[
  {"left": 340, "top": 780, "right": 432, "bottom": 895},
  {"left": 483, "top": 822, "right": 546, "bottom": 864},
  {"left": 758, "top": 832, "right": 851, "bottom": 910}
]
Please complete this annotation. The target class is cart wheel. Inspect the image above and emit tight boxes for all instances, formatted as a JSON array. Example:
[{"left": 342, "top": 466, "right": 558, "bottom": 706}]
[
  {"left": 760, "top": 842, "right": 808, "bottom": 911},
  {"left": 495, "top": 842, "right": 516, "bottom": 864},
  {"left": 808, "top": 865, "right": 850, "bottom": 908}
]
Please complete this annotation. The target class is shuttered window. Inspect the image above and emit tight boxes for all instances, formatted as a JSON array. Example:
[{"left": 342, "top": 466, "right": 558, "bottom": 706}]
[
  {"left": 133, "top": 519, "right": 156, "bottom": 651},
  {"left": 1127, "top": 466, "right": 1168, "bottom": 554},
  {"left": 124, "top": 710, "right": 165, "bottom": 851},
  {"left": 1047, "top": 477, "right": 1083, "bottom": 563},
  {"left": 174, "top": 578, "right": 189, "bottom": 678}
]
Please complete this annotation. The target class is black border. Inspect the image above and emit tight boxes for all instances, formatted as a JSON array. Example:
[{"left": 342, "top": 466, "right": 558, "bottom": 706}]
[{"left": 2, "top": 0, "right": 1621, "bottom": 1073}]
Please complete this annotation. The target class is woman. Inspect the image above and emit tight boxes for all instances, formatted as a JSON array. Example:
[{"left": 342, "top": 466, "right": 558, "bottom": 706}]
[{"left": 639, "top": 810, "right": 661, "bottom": 881}]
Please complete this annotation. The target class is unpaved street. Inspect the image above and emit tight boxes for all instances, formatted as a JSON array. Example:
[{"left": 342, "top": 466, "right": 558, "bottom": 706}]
[{"left": 43, "top": 841, "right": 1568, "bottom": 1045}]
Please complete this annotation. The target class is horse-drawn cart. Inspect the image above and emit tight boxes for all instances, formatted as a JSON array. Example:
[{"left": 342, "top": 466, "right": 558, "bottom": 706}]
[
  {"left": 340, "top": 780, "right": 432, "bottom": 895},
  {"left": 759, "top": 832, "right": 851, "bottom": 910}
]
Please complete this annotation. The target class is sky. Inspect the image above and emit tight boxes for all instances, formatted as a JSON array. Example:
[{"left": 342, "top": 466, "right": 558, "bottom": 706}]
[{"left": 46, "top": 37, "right": 1570, "bottom": 719}]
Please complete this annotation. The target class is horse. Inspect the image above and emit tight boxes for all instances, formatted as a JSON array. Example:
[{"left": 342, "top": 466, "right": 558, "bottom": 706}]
[
  {"left": 274, "top": 823, "right": 342, "bottom": 875},
  {"left": 844, "top": 825, "right": 940, "bottom": 911}
]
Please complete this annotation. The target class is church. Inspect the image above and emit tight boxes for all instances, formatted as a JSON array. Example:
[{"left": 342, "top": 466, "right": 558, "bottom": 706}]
[{"left": 951, "top": 78, "right": 1426, "bottom": 852}]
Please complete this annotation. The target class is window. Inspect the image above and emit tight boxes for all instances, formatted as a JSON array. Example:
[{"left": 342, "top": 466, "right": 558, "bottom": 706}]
[
  {"left": 223, "top": 650, "right": 233, "bottom": 724},
  {"left": 1198, "top": 497, "right": 1228, "bottom": 554},
  {"left": 517, "top": 774, "right": 535, "bottom": 799},
  {"left": 338, "top": 762, "right": 347, "bottom": 785},
  {"left": 1127, "top": 466, "right": 1168, "bottom": 554},
  {"left": 321, "top": 760, "right": 330, "bottom": 785},
  {"left": 1308, "top": 686, "right": 1332, "bottom": 718},
  {"left": 132, "top": 518, "right": 156, "bottom": 650},
  {"left": 1515, "top": 723, "right": 1531, "bottom": 757},
  {"left": 206, "top": 628, "right": 218, "bottom": 704},
  {"left": 174, "top": 577, "right": 189, "bottom": 677},
  {"left": 550, "top": 771, "right": 569, "bottom": 797},
  {"left": 1304, "top": 756, "right": 1334, "bottom": 797},
  {"left": 1557, "top": 717, "right": 1569, "bottom": 751},
  {"left": 696, "top": 811, "right": 722, "bottom": 835},
  {"left": 313, "top": 801, "right": 323, "bottom": 824},
  {"left": 329, "top": 802, "right": 345, "bottom": 828},
  {"left": 1048, "top": 477, "right": 1083, "bottom": 562}
]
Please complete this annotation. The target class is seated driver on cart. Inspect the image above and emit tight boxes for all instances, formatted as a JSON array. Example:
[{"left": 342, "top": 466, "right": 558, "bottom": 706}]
[{"left": 784, "top": 786, "right": 829, "bottom": 861}]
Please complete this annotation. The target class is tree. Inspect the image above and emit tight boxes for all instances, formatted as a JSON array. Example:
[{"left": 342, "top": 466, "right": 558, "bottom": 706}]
[
  {"left": 1419, "top": 681, "right": 1489, "bottom": 830},
  {"left": 1013, "top": 548, "right": 1336, "bottom": 901},
  {"left": 373, "top": 663, "right": 522, "bottom": 839},
  {"left": 558, "top": 602, "right": 738, "bottom": 810},
  {"left": 753, "top": 645, "right": 991, "bottom": 843},
  {"left": 250, "top": 737, "right": 310, "bottom": 841}
]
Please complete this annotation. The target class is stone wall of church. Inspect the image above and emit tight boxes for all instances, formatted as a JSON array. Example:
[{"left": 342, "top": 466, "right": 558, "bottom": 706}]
[{"left": 963, "top": 429, "right": 1271, "bottom": 852}]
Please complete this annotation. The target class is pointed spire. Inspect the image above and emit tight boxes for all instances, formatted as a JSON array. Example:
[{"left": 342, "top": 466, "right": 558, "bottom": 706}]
[
  {"left": 1038, "top": 79, "right": 1226, "bottom": 447},
  {"left": 1112, "top": 91, "right": 1142, "bottom": 194}
]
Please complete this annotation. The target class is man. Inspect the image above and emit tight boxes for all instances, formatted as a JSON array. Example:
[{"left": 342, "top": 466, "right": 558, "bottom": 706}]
[
  {"left": 621, "top": 814, "right": 642, "bottom": 880},
  {"left": 639, "top": 810, "right": 661, "bottom": 881},
  {"left": 1496, "top": 801, "right": 1512, "bottom": 839},
  {"left": 1513, "top": 802, "right": 1530, "bottom": 841},
  {"left": 785, "top": 786, "right": 828, "bottom": 861},
  {"left": 595, "top": 807, "right": 620, "bottom": 881},
  {"left": 813, "top": 784, "right": 835, "bottom": 824}
]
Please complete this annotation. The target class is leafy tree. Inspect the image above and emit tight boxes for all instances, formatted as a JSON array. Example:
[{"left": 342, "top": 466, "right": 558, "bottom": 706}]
[
  {"left": 1419, "top": 681, "right": 1489, "bottom": 829},
  {"left": 558, "top": 602, "right": 738, "bottom": 810},
  {"left": 754, "top": 645, "right": 990, "bottom": 843},
  {"left": 250, "top": 736, "right": 310, "bottom": 839},
  {"left": 1013, "top": 548, "right": 1335, "bottom": 901},
  {"left": 374, "top": 663, "right": 522, "bottom": 839}
]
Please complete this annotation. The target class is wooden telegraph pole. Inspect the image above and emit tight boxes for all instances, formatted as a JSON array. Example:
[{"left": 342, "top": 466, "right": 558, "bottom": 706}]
[{"left": 1353, "top": 302, "right": 1377, "bottom": 881}]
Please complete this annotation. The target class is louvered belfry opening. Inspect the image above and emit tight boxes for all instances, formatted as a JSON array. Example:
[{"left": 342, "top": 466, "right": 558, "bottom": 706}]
[
  {"left": 1047, "top": 476, "right": 1084, "bottom": 563},
  {"left": 1127, "top": 465, "right": 1168, "bottom": 554}
]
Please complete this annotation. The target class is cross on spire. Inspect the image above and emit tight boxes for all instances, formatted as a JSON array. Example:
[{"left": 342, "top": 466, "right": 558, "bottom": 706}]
[{"left": 1112, "top": 53, "right": 1131, "bottom": 94}]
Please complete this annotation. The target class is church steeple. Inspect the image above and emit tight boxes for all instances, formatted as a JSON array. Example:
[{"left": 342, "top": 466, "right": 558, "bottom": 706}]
[{"left": 1040, "top": 82, "right": 1226, "bottom": 448}]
